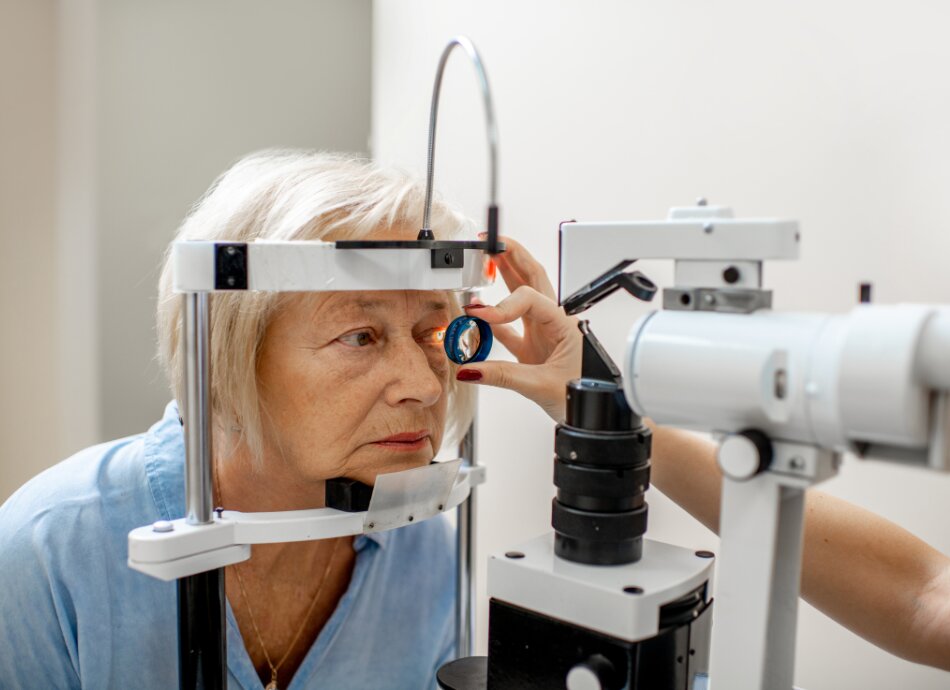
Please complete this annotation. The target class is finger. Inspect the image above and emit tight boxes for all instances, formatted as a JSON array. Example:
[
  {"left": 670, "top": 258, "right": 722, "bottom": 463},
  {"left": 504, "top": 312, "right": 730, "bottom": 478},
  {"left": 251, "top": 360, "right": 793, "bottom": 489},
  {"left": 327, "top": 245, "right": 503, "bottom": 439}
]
[
  {"left": 464, "top": 285, "right": 566, "bottom": 329},
  {"left": 489, "top": 322, "right": 527, "bottom": 360},
  {"left": 457, "top": 360, "right": 546, "bottom": 397},
  {"left": 487, "top": 234, "right": 557, "bottom": 301},
  {"left": 456, "top": 361, "right": 565, "bottom": 421},
  {"left": 480, "top": 233, "right": 530, "bottom": 295}
]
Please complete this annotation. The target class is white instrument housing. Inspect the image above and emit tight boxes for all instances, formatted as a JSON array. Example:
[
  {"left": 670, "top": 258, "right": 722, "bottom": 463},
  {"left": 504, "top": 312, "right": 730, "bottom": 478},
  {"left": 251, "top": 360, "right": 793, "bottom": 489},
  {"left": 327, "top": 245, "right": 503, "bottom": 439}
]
[{"left": 625, "top": 305, "right": 950, "bottom": 470}]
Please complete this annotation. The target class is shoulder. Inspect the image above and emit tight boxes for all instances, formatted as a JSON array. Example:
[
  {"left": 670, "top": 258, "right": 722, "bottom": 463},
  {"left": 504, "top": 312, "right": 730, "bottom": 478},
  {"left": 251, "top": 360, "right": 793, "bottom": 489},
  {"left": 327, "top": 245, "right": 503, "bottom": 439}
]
[
  {"left": 0, "top": 434, "right": 145, "bottom": 542},
  {"left": 0, "top": 434, "right": 150, "bottom": 687},
  {"left": 0, "top": 402, "right": 183, "bottom": 578}
]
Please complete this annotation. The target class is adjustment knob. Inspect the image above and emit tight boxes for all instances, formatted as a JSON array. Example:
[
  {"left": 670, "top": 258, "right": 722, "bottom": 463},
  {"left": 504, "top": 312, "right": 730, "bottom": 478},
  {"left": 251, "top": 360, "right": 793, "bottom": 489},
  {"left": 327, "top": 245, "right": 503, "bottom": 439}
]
[
  {"left": 565, "top": 655, "right": 614, "bottom": 690},
  {"left": 717, "top": 429, "right": 773, "bottom": 481}
]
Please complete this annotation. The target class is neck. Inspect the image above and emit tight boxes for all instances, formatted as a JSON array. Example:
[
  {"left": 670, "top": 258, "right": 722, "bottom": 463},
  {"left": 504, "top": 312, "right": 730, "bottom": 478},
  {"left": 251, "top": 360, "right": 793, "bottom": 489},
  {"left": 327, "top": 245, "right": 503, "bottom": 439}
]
[
  {"left": 213, "top": 436, "right": 336, "bottom": 577},
  {"left": 214, "top": 435, "right": 327, "bottom": 513}
]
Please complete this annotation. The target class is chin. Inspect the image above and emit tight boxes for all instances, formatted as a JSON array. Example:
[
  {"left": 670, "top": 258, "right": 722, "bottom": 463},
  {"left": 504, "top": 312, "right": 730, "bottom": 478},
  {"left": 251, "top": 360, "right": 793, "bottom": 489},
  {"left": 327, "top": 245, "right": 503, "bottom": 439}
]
[{"left": 347, "top": 447, "right": 433, "bottom": 486}]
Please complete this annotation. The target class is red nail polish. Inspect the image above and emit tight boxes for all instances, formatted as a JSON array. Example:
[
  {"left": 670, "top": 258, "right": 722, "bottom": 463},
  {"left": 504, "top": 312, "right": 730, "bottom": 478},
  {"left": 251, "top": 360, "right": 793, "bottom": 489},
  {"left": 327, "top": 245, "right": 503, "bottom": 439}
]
[
  {"left": 456, "top": 370, "right": 483, "bottom": 382},
  {"left": 463, "top": 303, "right": 487, "bottom": 310}
]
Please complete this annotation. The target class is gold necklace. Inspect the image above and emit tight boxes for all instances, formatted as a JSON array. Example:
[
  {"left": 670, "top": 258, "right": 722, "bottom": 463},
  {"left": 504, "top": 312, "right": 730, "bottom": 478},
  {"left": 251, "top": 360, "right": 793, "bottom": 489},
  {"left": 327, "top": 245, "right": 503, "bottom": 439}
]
[{"left": 215, "top": 464, "right": 342, "bottom": 690}]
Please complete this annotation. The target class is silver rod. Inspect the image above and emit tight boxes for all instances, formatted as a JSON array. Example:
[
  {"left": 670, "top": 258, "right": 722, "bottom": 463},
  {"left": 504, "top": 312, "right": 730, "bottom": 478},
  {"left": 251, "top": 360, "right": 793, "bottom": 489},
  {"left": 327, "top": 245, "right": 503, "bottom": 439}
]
[
  {"left": 182, "top": 292, "right": 214, "bottom": 525},
  {"left": 456, "top": 417, "right": 477, "bottom": 659},
  {"left": 422, "top": 36, "right": 499, "bottom": 235}
]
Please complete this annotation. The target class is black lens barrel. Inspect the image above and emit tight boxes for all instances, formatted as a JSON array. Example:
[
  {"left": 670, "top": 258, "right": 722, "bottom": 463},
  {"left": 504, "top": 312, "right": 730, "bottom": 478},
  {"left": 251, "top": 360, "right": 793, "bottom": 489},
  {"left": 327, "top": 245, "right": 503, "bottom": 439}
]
[{"left": 553, "top": 378, "right": 652, "bottom": 566}]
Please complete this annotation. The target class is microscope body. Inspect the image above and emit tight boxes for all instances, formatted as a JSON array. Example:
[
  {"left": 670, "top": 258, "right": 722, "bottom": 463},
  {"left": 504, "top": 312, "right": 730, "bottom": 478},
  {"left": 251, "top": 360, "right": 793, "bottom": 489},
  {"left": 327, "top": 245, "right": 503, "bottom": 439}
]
[
  {"left": 443, "top": 202, "right": 949, "bottom": 690},
  {"left": 485, "top": 321, "right": 715, "bottom": 690},
  {"left": 440, "top": 260, "right": 715, "bottom": 690},
  {"left": 561, "top": 203, "right": 950, "bottom": 689}
]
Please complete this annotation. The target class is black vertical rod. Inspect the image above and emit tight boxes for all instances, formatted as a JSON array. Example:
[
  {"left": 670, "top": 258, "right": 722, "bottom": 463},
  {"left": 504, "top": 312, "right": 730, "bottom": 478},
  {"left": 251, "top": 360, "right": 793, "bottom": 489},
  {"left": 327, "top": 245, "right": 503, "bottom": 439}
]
[
  {"left": 178, "top": 571, "right": 226, "bottom": 689},
  {"left": 178, "top": 292, "right": 226, "bottom": 690}
]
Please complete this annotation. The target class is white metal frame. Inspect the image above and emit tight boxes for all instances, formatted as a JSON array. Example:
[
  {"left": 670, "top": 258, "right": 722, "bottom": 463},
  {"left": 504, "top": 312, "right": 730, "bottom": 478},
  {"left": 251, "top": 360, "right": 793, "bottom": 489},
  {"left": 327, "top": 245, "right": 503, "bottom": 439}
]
[
  {"left": 173, "top": 240, "right": 494, "bottom": 293},
  {"left": 558, "top": 204, "right": 799, "bottom": 298}
]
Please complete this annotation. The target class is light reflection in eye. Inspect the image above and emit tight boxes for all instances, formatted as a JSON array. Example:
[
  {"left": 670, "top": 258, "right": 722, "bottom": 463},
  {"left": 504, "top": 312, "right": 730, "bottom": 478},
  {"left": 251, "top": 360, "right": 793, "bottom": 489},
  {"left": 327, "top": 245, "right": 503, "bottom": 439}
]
[{"left": 419, "top": 328, "right": 447, "bottom": 346}]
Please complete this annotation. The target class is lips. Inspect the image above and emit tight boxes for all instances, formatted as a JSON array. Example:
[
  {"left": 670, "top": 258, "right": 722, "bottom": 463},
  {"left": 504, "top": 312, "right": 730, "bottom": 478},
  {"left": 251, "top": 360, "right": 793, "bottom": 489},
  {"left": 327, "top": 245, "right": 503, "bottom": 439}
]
[{"left": 372, "top": 431, "right": 431, "bottom": 450}]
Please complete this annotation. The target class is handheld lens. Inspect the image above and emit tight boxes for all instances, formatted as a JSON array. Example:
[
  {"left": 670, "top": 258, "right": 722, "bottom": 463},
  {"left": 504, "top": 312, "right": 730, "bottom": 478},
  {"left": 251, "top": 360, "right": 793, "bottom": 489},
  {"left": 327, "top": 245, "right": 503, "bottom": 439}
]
[{"left": 444, "top": 315, "right": 493, "bottom": 364}]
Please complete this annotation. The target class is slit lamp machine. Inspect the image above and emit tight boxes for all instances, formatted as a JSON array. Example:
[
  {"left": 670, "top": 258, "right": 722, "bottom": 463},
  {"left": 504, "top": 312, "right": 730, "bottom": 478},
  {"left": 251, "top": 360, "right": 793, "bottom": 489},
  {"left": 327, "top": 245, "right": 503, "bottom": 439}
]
[{"left": 126, "top": 37, "right": 950, "bottom": 690}]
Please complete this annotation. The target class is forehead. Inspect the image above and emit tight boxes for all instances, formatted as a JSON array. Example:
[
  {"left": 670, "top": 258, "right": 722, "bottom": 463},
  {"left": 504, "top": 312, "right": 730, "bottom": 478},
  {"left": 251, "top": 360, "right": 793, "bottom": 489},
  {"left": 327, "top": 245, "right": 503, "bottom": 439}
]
[
  {"left": 297, "top": 290, "right": 452, "bottom": 322},
  {"left": 336, "top": 290, "right": 449, "bottom": 312}
]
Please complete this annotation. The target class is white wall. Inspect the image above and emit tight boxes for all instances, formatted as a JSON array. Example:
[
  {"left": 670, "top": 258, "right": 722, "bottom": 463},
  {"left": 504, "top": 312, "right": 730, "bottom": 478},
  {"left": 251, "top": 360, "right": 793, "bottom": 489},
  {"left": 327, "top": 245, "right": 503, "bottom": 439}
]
[
  {"left": 96, "top": 0, "right": 373, "bottom": 440},
  {"left": 372, "top": 2, "right": 950, "bottom": 688},
  {"left": 0, "top": 0, "right": 62, "bottom": 501},
  {"left": 2, "top": 0, "right": 373, "bottom": 501}
]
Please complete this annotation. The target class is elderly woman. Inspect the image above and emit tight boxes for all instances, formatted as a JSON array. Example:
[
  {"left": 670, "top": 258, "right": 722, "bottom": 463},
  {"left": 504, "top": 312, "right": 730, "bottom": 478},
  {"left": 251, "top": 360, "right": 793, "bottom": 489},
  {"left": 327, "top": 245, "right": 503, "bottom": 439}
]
[
  {"left": 3, "top": 149, "right": 950, "bottom": 690},
  {"left": 0, "top": 151, "right": 491, "bottom": 689}
]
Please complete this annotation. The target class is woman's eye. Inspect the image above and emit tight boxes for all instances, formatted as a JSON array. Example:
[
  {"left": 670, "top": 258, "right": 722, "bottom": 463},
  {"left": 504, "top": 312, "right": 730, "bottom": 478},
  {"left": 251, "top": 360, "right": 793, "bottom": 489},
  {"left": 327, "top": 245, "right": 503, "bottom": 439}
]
[
  {"left": 338, "top": 331, "right": 376, "bottom": 348},
  {"left": 418, "top": 328, "right": 447, "bottom": 346}
]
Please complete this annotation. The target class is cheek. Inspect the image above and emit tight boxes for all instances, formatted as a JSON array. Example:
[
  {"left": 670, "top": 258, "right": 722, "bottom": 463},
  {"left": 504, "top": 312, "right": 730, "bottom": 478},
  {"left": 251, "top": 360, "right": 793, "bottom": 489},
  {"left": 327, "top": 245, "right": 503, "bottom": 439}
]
[
  {"left": 300, "top": 359, "right": 381, "bottom": 426},
  {"left": 262, "top": 351, "right": 382, "bottom": 446},
  {"left": 428, "top": 350, "right": 451, "bottom": 382}
]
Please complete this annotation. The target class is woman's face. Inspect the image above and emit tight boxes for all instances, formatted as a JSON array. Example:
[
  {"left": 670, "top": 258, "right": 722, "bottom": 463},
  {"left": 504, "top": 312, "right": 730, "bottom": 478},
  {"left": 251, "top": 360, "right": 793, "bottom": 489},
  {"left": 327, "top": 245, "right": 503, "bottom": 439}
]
[{"left": 256, "top": 289, "right": 453, "bottom": 486}]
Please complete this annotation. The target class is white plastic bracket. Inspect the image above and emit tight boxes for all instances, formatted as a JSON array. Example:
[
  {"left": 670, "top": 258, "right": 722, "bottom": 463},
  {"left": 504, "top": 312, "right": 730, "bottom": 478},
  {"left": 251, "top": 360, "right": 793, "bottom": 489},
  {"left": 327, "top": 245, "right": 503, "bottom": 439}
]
[{"left": 128, "top": 460, "right": 484, "bottom": 581}]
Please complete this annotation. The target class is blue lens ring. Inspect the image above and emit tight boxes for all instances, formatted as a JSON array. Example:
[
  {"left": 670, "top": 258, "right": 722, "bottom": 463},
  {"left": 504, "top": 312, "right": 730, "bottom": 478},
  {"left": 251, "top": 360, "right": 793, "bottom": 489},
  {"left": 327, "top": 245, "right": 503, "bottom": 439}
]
[{"left": 444, "top": 315, "right": 493, "bottom": 364}]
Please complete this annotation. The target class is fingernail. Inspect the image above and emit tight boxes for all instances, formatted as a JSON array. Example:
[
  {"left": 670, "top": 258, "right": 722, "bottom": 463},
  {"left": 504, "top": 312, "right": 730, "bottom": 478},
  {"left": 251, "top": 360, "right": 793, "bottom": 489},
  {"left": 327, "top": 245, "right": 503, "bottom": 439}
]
[
  {"left": 477, "top": 231, "right": 488, "bottom": 238},
  {"left": 456, "top": 370, "right": 483, "bottom": 382},
  {"left": 463, "top": 303, "right": 487, "bottom": 310}
]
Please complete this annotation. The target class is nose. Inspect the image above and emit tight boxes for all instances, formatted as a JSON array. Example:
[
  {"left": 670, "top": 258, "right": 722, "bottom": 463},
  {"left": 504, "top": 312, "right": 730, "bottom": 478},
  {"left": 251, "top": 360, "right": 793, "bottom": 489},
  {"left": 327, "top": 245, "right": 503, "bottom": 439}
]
[{"left": 382, "top": 337, "right": 444, "bottom": 408}]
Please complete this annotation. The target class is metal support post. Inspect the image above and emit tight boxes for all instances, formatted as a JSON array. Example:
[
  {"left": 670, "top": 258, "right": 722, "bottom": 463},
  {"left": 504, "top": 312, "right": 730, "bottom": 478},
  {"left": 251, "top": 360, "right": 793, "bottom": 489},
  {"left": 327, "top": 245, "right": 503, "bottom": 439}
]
[
  {"left": 178, "top": 292, "right": 226, "bottom": 690},
  {"left": 709, "top": 441, "right": 840, "bottom": 690},
  {"left": 456, "top": 419, "right": 478, "bottom": 659},
  {"left": 709, "top": 472, "right": 807, "bottom": 690}
]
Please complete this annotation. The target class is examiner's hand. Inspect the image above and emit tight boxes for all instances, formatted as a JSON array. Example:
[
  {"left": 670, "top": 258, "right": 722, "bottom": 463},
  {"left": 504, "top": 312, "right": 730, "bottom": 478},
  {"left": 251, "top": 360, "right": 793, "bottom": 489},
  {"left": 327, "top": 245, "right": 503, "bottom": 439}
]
[{"left": 456, "top": 235, "right": 581, "bottom": 422}]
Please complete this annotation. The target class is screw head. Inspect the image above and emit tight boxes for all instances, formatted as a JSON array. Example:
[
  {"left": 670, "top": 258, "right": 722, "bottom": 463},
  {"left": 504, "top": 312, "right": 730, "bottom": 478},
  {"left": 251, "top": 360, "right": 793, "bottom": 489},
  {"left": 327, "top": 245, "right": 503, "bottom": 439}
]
[
  {"left": 152, "top": 520, "right": 174, "bottom": 533},
  {"left": 226, "top": 276, "right": 237, "bottom": 287},
  {"left": 505, "top": 551, "right": 525, "bottom": 559},
  {"left": 696, "top": 197, "right": 708, "bottom": 206},
  {"left": 695, "top": 550, "right": 715, "bottom": 559},
  {"left": 723, "top": 266, "right": 741, "bottom": 284},
  {"left": 623, "top": 586, "right": 644, "bottom": 595},
  {"left": 703, "top": 223, "right": 714, "bottom": 234},
  {"left": 569, "top": 451, "right": 578, "bottom": 461}
]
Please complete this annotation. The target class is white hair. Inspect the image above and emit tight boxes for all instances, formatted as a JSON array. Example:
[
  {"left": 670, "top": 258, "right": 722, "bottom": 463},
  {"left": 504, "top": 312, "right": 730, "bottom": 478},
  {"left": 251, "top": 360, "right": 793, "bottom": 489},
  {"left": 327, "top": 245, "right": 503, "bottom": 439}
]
[{"left": 157, "top": 150, "right": 476, "bottom": 464}]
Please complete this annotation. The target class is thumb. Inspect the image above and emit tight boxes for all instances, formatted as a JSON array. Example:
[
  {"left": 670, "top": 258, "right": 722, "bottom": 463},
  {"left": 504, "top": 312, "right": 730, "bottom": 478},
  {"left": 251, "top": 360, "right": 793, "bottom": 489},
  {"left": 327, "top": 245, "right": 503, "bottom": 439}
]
[{"left": 456, "top": 361, "right": 565, "bottom": 421}]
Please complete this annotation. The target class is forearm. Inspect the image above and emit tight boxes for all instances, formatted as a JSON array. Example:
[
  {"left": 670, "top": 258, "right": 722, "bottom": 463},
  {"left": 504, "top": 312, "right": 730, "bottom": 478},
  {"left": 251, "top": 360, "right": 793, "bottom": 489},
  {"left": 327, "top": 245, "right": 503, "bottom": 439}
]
[
  {"left": 800, "top": 491, "right": 950, "bottom": 669},
  {"left": 648, "top": 422, "right": 950, "bottom": 670}
]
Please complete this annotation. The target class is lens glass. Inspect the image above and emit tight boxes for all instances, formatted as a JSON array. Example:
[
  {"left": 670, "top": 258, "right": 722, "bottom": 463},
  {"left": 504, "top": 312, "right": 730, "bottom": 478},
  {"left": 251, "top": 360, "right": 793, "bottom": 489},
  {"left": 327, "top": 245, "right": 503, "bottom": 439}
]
[{"left": 458, "top": 320, "right": 481, "bottom": 361}]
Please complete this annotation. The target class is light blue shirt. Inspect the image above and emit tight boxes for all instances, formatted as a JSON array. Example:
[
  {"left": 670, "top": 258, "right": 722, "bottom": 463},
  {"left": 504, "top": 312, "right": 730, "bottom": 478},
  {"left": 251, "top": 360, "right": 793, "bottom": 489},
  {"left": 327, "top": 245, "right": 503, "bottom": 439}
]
[{"left": 0, "top": 402, "right": 457, "bottom": 689}]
